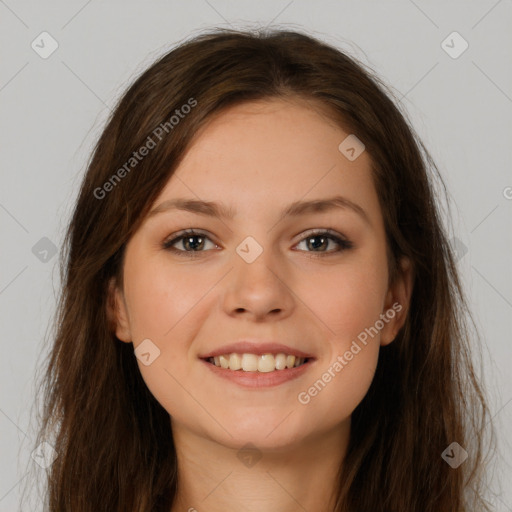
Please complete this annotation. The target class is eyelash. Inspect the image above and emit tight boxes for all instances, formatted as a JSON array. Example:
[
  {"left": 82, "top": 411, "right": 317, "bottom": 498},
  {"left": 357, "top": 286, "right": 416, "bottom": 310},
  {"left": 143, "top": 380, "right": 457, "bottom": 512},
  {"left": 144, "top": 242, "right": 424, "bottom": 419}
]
[{"left": 162, "top": 228, "right": 354, "bottom": 258}]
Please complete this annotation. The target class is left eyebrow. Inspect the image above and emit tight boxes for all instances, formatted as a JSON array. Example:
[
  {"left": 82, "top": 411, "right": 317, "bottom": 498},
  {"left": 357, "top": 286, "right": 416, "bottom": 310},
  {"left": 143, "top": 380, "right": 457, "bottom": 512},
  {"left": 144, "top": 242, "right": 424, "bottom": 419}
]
[{"left": 147, "top": 195, "right": 371, "bottom": 226}]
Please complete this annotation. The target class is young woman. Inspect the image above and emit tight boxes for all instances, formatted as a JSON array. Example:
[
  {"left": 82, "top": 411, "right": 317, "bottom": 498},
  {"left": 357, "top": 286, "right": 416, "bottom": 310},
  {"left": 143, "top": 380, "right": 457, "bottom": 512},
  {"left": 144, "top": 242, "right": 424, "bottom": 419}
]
[{"left": 24, "top": 28, "right": 495, "bottom": 511}]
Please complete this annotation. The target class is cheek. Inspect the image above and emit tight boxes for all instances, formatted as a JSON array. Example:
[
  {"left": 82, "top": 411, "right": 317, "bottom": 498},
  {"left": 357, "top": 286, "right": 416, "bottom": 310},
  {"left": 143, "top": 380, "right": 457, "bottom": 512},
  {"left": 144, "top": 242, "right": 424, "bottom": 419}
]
[
  {"left": 303, "top": 254, "right": 389, "bottom": 347},
  {"left": 288, "top": 257, "right": 387, "bottom": 423},
  {"left": 297, "top": 263, "right": 385, "bottom": 423},
  {"left": 123, "top": 256, "right": 204, "bottom": 341},
  {"left": 122, "top": 257, "right": 214, "bottom": 411},
  {"left": 123, "top": 260, "right": 204, "bottom": 418},
  {"left": 298, "top": 344, "right": 379, "bottom": 433}
]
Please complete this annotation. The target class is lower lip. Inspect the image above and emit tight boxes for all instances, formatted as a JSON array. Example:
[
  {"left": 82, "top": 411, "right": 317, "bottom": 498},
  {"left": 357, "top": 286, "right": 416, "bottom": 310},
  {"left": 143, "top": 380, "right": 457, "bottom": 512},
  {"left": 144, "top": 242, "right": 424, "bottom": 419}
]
[{"left": 200, "top": 358, "right": 315, "bottom": 388}]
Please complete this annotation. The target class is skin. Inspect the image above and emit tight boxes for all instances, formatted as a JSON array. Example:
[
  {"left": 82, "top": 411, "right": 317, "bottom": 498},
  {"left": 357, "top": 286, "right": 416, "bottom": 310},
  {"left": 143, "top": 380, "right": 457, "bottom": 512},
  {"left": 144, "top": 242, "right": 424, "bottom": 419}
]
[{"left": 109, "top": 97, "right": 413, "bottom": 512}]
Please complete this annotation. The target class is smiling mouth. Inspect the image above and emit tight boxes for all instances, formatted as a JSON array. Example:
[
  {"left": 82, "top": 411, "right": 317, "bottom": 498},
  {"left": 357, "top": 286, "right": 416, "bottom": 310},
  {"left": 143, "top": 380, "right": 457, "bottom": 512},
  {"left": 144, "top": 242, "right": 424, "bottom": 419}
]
[{"left": 203, "top": 353, "right": 311, "bottom": 372}]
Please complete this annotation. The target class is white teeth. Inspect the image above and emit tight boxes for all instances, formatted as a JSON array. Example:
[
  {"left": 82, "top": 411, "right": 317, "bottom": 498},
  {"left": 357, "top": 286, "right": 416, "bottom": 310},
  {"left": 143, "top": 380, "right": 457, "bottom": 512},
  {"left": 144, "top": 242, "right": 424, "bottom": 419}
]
[
  {"left": 241, "top": 353, "right": 258, "bottom": 371},
  {"left": 229, "top": 353, "right": 242, "bottom": 370},
  {"left": 258, "top": 354, "right": 275, "bottom": 373},
  {"left": 209, "top": 352, "right": 308, "bottom": 372},
  {"left": 275, "top": 353, "right": 287, "bottom": 370}
]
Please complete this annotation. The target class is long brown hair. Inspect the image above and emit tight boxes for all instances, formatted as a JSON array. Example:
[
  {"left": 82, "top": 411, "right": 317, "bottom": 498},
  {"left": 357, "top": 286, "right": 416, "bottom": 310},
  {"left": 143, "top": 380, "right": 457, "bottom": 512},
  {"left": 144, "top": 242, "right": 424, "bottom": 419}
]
[{"left": 22, "top": 27, "right": 496, "bottom": 511}]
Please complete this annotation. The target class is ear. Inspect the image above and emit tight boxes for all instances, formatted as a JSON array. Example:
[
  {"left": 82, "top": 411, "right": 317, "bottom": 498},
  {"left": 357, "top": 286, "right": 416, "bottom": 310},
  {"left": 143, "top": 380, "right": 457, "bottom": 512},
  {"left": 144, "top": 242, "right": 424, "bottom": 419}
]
[
  {"left": 380, "top": 256, "right": 414, "bottom": 346},
  {"left": 106, "top": 277, "right": 132, "bottom": 343}
]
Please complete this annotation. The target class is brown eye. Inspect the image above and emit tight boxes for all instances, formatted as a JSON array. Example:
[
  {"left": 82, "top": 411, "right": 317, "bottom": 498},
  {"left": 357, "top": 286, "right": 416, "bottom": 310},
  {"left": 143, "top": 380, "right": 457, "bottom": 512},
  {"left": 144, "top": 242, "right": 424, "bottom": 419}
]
[
  {"left": 294, "top": 230, "right": 353, "bottom": 256},
  {"left": 162, "top": 229, "right": 217, "bottom": 257}
]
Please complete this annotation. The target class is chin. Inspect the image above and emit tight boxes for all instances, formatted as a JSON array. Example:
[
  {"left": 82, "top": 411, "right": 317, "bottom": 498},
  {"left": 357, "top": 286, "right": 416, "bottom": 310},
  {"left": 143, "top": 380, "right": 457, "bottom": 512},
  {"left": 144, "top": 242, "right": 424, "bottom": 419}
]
[{"left": 208, "top": 411, "right": 307, "bottom": 450}]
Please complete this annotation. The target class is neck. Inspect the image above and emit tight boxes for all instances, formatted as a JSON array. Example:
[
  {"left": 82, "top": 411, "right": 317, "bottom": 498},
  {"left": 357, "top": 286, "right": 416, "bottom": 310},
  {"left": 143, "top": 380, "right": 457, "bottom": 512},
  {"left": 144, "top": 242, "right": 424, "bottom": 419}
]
[{"left": 169, "top": 419, "right": 350, "bottom": 512}]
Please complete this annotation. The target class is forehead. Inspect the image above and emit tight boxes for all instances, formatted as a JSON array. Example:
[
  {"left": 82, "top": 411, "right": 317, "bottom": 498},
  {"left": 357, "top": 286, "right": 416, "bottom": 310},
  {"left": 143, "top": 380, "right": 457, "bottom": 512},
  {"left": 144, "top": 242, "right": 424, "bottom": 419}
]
[
  {"left": 185, "top": 97, "right": 351, "bottom": 158},
  {"left": 146, "top": 98, "right": 382, "bottom": 228},
  {"left": 175, "top": 99, "right": 371, "bottom": 184}
]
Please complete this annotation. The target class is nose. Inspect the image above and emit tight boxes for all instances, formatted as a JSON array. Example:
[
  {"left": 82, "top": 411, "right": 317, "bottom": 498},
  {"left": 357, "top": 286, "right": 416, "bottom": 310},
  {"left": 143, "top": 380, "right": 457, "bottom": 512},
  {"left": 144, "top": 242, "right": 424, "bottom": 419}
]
[{"left": 221, "top": 243, "right": 296, "bottom": 322}]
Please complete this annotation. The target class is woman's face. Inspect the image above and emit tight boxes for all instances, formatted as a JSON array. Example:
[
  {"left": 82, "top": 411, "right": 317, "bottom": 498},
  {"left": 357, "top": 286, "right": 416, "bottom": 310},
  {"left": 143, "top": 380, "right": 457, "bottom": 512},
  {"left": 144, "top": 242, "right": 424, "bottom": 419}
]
[{"left": 110, "top": 98, "right": 412, "bottom": 450}]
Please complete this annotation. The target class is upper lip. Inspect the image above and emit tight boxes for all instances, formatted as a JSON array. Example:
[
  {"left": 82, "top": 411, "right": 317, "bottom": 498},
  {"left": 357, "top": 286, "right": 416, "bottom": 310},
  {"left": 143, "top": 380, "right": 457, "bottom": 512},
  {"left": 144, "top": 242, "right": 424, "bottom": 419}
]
[{"left": 199, "top": 340, "right": 315, "bottom": 359}]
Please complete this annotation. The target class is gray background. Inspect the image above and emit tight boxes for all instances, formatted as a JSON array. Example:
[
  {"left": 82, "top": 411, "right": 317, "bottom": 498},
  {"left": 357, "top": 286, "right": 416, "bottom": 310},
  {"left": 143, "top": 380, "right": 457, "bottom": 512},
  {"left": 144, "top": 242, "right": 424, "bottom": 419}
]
[{"left": 1, "top": 0, "right": 511, "bottom": 510}]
